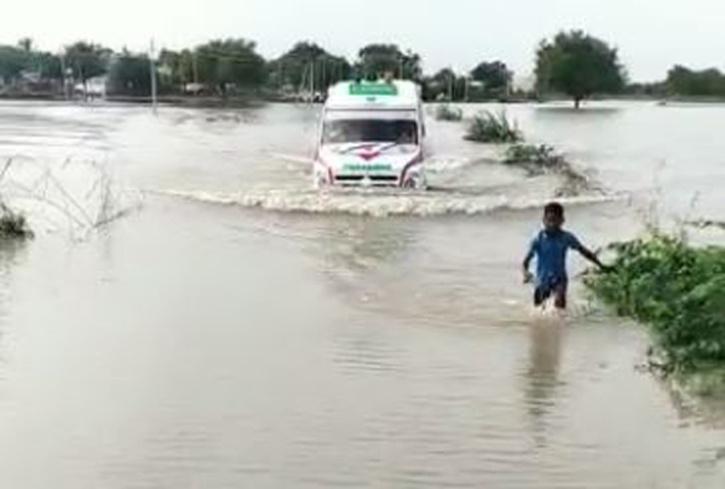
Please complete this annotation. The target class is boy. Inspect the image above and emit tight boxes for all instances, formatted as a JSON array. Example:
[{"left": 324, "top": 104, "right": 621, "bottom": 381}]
[{"left": 522, "top": 202, "right": 611, "bottom": 309}]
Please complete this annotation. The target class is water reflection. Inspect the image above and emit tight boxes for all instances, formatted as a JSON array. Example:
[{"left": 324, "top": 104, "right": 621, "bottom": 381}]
[
  {"left": 325, "top": 219, "right": 413, "bottom": 270},
  {"left": 331, "top": 320, "right": 404, "bottom": 376},
  {"left": 313, "top": 216, "right": 417, "bottom": 291},
  {"left": 0, "top": 239, "right": 28, "bottom": 369},
  {"left": 533, "top": 106, "right": 623, "bottom": 117},
  {"left": 523, "top": 321, "right": 564, "bottom": 448}
]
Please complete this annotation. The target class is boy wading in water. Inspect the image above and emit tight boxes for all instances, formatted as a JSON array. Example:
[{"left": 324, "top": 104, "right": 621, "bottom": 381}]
[{"left": 522, "top": 202, "right": 612, "bottom": 309}]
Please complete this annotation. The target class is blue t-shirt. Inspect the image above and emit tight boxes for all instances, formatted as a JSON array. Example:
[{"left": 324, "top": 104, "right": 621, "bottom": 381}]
[{"left": 527, "top": 229, "right": 583, "bottom": 285}]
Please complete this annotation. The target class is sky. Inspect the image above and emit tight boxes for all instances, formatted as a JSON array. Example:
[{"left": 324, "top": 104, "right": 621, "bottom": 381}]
[{"left": 4, "top": 0, "right": 725, "bottom": 82}]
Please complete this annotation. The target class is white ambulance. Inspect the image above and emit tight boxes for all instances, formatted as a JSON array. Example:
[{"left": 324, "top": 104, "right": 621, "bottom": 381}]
[{"left": 313, "top": 80, "right": 427, "bottom": 189}]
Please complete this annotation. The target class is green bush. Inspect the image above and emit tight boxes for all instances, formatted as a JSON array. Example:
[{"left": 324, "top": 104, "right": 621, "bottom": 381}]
[
  {"left": 503, "top": 143, "right": 563, "bottom": 172},
  {"left": 464, "top": 110, "right": 522, "bottom": 143},
  {"left": 435, "top": 104, "right": 463, "bottom": 121},
  {"left": 0, "top": 202, "right": 32, "bottom": 239},
  {"left": 503, "top": 143, "right": 595, "bottom": 196},
  {"left": 585, "top": 235, "right": 725, "bottom": 372}
]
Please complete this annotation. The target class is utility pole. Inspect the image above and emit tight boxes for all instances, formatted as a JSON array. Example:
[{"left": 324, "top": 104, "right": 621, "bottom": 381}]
[
  {"left": 149, "top": 38, "right": 158, "bottom": 114},
  {"left": 321, "top": 58, "right": 326, "bottom": 91},
  {"left": 193, "top": 52, "right": 199, "bottom": 84},
  {"left": 59, "top": 50, "right": 69, "bottom": 100},
  {"left": 310, "top": 61, "right": 314, "bottom": 101}
]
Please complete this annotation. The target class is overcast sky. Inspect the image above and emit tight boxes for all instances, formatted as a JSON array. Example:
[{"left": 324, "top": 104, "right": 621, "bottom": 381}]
[{"left": 5, "top": 0, "right": 724, "bottom": 81}]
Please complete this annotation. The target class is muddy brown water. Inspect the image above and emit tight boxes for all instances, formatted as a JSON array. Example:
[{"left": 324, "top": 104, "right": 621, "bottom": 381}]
[{"left": 0, "top": 100, "right": 723, "bottom": 488}]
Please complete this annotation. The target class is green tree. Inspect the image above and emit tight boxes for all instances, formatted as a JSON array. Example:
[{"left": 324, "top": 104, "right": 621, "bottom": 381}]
[
  {"left": 268, "top": 42, "right": 351, "bottom": 93},
  {"left": 535, "top": 30, "right": 625, "bottom": 108},
  {"left": 424, "top": 68, "right": 475, "bottom": 102},
  {"left": 158, "top": 49, "right": 186, "bottom": 89},
  {"left": 193, "top": 39, "right": 266, "bottom": 94},
  {"left": 356, "top": 44, "right": 421, "bottom": 81},
  {"left": 156, "top": 49, "right": 199, "bottom": 93},
  {"left": 0, "top": 39, "right": 63, "bottom": 91},
  {"left": 0, "top": 45, "right": 29, "bottom": 84},
  {"left": 17, "top": 37, "right": 33, "bottom": 53},
  {"left": 32, "top": 52, "right": 63, "bottom": 81},
  {"left": 107, "top": 51, "right": 152, "bottom": 95},
  {"left": 427, "top": 68, "right": 458, "bottom": 101},
  {"left": 470, "top": 60, "right": 511, "bottom": 95},
  {"left": 64, "top": 41, "right": 111, "bottom": 91},
  {"left": 666, "top": 65, "right": 725, "bottom": 97}
]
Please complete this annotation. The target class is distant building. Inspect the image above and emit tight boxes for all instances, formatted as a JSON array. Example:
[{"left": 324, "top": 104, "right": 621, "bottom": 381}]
[
  {"left": 513, "top": 74, "right": 535, "bottom": 93},
  {"left": 74, "top": 76, "right": 107, "bottom": 98},
  {"left": 183, "top": 82, "right": 207, "bottom": 95}
]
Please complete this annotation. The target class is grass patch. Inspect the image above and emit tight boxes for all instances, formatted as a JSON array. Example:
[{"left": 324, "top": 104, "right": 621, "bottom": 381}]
[
  {"left": 464, "top": 110, "right": 522, "bottom": 143},
  {"left": 585, "top": 234, "right": 725, "bottom": 380},
  {"left": 435, "top": 104, "right": 463, "bottom": 121}
]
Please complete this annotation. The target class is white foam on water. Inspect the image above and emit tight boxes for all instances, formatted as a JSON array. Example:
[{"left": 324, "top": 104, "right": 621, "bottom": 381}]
[
  {"left": 267, "top": 152, "right": 483, "bottom": 174},
  {"left": 267, "top": 152, "right": 314, "bottom": 166},
  {"left": 150, "top": 186, "right": 625, "bottom": 218},
  {"left": 426, "top": 155, "right": 479, "bottom": 173}
]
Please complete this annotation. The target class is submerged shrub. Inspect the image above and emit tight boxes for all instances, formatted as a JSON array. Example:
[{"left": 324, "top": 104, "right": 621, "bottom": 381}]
[
  {"left": 503, "top": 144, "right": 563, "bottom": 172},
  {"left": 435, "top": 104, "right": 463, "bottom": 121},
  {"left": 464, "top": 110, "right": 522, "bottom": 143},
  {"left": 0, "top": 202, "right": 32, "bottom": 239},
  {"left": 503, "top": 143, "right": 594, "bottom": 196},
  {"left": 585, "top": 235, "right": 725, "bottom": 372},
  {"left": 687, "top": 219, "right": 725, "bottom": 231}
]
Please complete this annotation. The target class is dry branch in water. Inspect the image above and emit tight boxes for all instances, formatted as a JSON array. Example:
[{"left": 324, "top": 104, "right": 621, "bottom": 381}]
[{"left": 0, "top": 157, "right": 141, "bottom": 239}]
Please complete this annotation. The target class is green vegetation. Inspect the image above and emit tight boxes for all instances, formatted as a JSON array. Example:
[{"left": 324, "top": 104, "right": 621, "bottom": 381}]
[
  {"left": 64, "top": 42, "right": 112, "bottom": 92},
  {"left": 423, "top": 61, "right": 517, "bottom": 102},
  {"left": 425, "top": 68, "right": 460, "bottom": 101},
  {"left": 585, "top": 235, "right": 725, "bottom": 380},
  {"left": 1, "top": 39, "right": 524, "bottom": 102},
  {"left": 464, "top": 111, "right": 522, "bottom": 143},
  {"left": 504, "top": 144, "right": 562, "bottom": 171},
  {"left": 4, "top": 31, "right": 725, "bottom": 104},
  {"left": 0, "top": 202, "right": 32, "bottom": 239},
  {"left": 688, "top": 219, "right": 725, "bottom": 231},
  {"left": 535, "top": 30, "right": 626, "bottom": 108},
  {"left": 0, "top": 40, "right": 62, "bottom": 89},
  {"left": 267, "top": 42, "right": 351, "bottom": 94},
  {"left": 193, "top": 39, "right": 266, "bottom": 95},
  {"left": 0, "top": 45, "right": 29, "bottom": 84},
  {"left": 666, "top": 65, "right": 725, "bottom": 97},
  {"left": 470, "top": 60, "right": 512, "bottom": 97},
  {"left": 107, "top": 51, "right": 152, "bottom": 96},
  {"left": 503, "top": 143, "right": 593, "bottom": 196},
  {"left": 0, "top": 36, "right": 269, "bottom": 99},
  {"left": 435, "top": 104, "right": 463, "bottom": 121},
  {"left": 355, "top": 44, "right": 421, "bottom": 81}
]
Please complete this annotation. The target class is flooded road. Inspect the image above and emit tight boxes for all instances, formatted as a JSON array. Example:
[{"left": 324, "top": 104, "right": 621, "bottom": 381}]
[{"left": 0, "top": 100, "right": 723, "bottom": 488}]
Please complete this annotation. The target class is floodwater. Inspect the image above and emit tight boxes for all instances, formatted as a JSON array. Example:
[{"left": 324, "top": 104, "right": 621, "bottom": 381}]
[{"left": 0, "top": 100, "right": 723, "bottom": 488}]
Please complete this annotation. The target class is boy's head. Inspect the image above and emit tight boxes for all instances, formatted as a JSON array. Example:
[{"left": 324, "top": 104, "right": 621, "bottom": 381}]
[{"left": 543, "top": 202, "right": 565, "bottom": 231}]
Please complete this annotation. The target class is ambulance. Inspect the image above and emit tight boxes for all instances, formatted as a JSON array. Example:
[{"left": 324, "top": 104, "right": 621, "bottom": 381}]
[{"left": 313, "top": 79, "right": 427, "bottom": 189}]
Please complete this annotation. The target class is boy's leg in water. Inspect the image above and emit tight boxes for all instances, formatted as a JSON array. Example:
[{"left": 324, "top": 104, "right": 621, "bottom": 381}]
[
  {"left": 533, "top": 284, "right": 550, "bottom": 307},
  {"left": 553, "top": 280, "right": 568, "bottom": 309}
]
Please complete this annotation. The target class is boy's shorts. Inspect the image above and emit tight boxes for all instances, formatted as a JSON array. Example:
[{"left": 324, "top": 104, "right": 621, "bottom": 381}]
[{"left": 534, "top": 277, "right": 568, "bottom": 307}]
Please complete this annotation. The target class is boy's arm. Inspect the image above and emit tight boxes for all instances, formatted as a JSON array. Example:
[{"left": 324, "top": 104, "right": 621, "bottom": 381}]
[
  {"left": 522, "top": 241, "right": 536, "bottom": 283},
  {"left": 570, "top": 235, "right": 613, "bottom": 272}
]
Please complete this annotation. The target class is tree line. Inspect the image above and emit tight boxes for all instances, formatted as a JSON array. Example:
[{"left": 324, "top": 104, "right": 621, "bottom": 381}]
[{"left": 1, "top": 31, "right": 724, "bottom": 107}]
